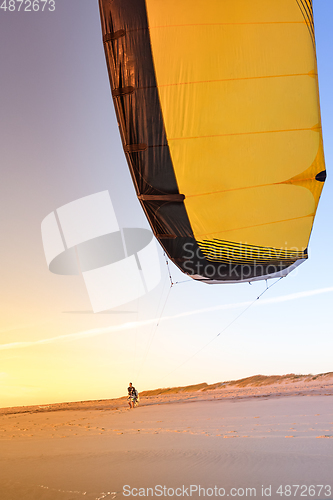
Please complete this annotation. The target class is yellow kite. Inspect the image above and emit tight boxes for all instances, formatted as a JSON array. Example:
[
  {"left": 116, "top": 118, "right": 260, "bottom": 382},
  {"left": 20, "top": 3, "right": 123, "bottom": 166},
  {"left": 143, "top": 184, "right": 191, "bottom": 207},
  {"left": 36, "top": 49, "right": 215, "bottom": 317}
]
[{"left": 99, "top": 0, "right": 326, "bottom": 283}]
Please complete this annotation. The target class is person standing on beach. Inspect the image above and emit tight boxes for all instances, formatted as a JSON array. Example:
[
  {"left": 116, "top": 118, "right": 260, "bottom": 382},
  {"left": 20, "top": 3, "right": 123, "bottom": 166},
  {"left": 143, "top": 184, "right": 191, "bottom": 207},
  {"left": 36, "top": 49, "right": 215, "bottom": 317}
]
[{"left": 127, "top": 382, "right": 138, "bottom": 409}]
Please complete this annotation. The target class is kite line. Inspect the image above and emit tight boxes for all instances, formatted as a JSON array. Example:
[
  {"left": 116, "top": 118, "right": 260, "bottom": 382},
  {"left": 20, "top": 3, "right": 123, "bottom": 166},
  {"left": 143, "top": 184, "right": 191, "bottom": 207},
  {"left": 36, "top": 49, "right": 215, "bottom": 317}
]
[{"left": 159, "top": 276, "right": 284, "bottom": 383}]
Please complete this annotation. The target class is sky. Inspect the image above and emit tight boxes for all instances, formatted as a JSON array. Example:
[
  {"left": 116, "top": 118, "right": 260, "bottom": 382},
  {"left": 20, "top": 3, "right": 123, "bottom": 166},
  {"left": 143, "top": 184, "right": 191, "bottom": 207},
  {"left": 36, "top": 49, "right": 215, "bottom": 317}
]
[{"left": 1, "top": 0, "right": 333, "bottom": 408}]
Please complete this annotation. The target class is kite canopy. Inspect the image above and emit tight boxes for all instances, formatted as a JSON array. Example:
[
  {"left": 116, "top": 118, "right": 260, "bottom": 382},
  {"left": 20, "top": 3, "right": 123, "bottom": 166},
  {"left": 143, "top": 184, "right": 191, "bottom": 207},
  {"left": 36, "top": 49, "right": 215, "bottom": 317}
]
[{"left": 99, "top": 0, "right": 326, "bottom": 283}]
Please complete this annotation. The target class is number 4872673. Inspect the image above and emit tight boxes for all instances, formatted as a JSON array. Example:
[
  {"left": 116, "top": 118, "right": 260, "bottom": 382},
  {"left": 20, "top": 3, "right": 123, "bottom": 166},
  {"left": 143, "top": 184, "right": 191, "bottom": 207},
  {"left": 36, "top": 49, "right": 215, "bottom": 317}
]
[{"left": 0, "top": 0, "right": 55, "bottom": 11}]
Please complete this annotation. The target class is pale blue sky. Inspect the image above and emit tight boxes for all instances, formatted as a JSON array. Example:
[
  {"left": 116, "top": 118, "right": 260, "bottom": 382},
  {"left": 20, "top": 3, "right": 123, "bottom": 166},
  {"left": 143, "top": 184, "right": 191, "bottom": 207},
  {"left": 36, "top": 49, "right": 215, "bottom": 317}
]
[{"left": 0, "top": 1, "right": 332, "bottom": 407}]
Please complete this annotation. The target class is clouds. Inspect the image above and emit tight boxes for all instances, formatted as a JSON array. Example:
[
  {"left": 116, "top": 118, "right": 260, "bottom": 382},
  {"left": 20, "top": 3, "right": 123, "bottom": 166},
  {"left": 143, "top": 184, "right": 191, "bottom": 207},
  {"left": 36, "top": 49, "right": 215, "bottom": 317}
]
[
  {"left": 257, "top": 287, "right": 333, "bottom": 305},
  {"left": 1, "top": 286, "right": 333, "bottom": 352}
]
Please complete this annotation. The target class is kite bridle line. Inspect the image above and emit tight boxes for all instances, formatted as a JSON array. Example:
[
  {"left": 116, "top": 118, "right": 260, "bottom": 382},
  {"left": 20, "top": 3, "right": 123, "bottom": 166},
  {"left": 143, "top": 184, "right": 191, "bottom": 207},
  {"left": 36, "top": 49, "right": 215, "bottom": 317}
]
[
  {"left": 136, "top": 252, "right": 283, "bottom": 385},
  {"left": 165, "top": 251, "right": 174, "bottom": 287},
  {"left": 136, "top": 253, "right": 174, "bottom": 383},
  {"left": 136, "top": 252, "right": 194, "bottom": 383}
]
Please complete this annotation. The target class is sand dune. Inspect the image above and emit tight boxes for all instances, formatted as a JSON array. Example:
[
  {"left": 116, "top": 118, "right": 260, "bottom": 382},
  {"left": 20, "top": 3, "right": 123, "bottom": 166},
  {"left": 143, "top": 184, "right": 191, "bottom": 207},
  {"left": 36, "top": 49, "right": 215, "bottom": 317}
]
[
  {"left": 2, "top": 371, "right": 333, "bottom": 417},
  {"left": 0, "top": 373, "right": 332, "bottom": 499}
]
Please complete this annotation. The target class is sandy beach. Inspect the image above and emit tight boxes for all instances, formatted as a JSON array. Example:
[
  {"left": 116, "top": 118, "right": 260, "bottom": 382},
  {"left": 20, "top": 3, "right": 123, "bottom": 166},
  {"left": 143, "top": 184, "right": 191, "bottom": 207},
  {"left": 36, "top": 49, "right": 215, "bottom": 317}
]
[{"left": 1, "top": 374, "right": 333, "bottom": 500}]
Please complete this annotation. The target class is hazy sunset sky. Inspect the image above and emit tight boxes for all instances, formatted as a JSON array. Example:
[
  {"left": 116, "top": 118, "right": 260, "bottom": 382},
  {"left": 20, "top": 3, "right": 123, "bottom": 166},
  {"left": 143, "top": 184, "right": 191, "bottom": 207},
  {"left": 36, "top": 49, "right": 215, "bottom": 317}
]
[{"left": 1, "top": 1, "right": 333, "bottom": 408}]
